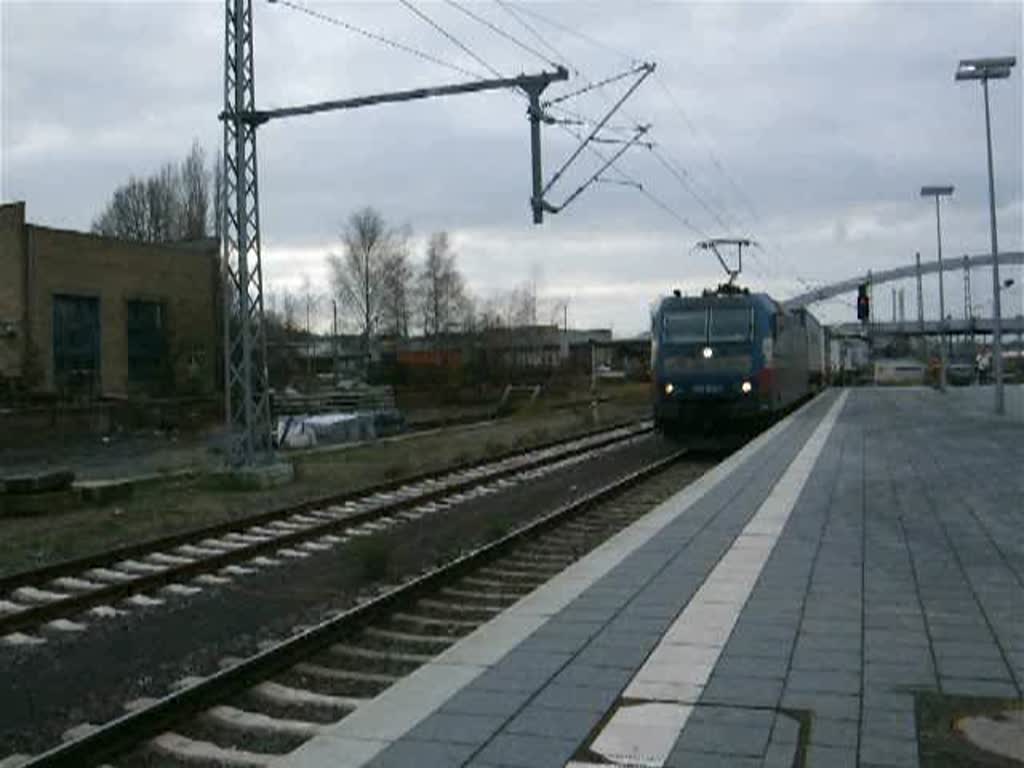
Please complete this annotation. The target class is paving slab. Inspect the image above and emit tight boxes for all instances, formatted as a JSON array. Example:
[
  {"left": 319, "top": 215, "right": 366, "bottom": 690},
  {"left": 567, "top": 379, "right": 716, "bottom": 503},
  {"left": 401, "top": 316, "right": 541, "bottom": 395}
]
[{"left": 274, "top": 387, "right": 1024, "bottom": 768}]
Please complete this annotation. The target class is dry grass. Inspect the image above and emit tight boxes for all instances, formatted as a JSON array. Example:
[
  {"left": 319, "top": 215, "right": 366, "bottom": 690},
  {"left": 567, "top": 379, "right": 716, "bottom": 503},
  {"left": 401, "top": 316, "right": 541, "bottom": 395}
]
[{"left": 0, "top": 393, "right": 650, "bottom": 577}]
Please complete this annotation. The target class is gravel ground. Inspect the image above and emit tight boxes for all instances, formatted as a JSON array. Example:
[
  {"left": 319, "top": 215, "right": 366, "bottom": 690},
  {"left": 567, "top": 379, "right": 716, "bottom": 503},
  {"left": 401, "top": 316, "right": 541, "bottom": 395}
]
[{"left": 0, "top": 431, "right": 703, "bottom": 755}]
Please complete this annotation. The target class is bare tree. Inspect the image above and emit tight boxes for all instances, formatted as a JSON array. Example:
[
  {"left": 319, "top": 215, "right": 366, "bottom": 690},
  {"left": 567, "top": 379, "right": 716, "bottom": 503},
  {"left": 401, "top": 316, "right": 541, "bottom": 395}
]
[
  {"left": 211, "top": 152, "right": 225, "bottom": 242},
  {"left": 265, "top": 288, "right": 300, "bottom": 332},
  {"left": 92, "top": 177, "right": 149, "bottom": 241},
  {"left": 298, "top": 273, "right": 325, "bottom": 335},
  {"left": 91, "top": 140, "right": 217, "bottom": 243},
  {"left": 180, "top": 141, "right": 210, "bottom": 241},
  {"left": 327, "top": 207, "right": 399, "bottom": 357},
  {"left": 380, "top": 236, "right": 413, "bottom": 339},
  {"left": 145, "top": 163, "right": 181, "bottom": 242},
  {"left": 418, "top": 231, "right": 468, "bottom": 345}
]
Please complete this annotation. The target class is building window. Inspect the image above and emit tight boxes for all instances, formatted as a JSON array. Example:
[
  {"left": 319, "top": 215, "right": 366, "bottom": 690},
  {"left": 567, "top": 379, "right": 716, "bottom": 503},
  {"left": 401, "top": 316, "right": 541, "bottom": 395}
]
[
  {"left": 53, "top": 294, "right": 101, "bottom": 398},
  {"left": 126, "top": 299, "right": 167, "bottom": 394}
]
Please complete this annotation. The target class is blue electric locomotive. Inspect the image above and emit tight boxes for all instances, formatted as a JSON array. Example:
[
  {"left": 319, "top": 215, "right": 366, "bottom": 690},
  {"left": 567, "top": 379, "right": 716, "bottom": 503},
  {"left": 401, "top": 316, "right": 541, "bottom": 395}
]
[{"left": 651, "top": 285, "right": 824, "bottom": 432}]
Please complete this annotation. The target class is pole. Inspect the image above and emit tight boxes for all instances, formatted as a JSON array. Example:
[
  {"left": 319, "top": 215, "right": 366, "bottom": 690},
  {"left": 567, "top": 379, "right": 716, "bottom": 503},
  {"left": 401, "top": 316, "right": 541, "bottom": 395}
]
[
  {"left": 916, "top": 251, "right": 924, "bottom": 332},
  {"left": 934, "top": 195, "right": 947, "bottom": 390},
  {"left": 332, "top": 299, "right": 338, "bottom": 382},
  {"left": 982, "top": 77, "right": 1005, "bottom": 414},
  {"left": 891, "top": 287, "right": 897, "bottom": 322},
  {"left": 867, "top": 270, "right": 874, "bottom": 364},
  {"left": 528, "top": 89, "right": 545, "bottom": 224}
]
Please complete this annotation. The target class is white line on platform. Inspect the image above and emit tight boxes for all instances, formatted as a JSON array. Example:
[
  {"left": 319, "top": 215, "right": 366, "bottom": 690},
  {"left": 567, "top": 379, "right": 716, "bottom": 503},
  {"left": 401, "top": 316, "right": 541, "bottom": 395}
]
[{"left": 573, "top": 390, "right": 848, "bottom": 768}]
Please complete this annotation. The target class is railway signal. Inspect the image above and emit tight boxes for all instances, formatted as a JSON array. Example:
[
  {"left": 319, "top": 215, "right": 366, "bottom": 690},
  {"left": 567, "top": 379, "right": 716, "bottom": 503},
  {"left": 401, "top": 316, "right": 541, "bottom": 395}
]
[{"left": 857, "top": 283, "right": 870, "bottom": 322}]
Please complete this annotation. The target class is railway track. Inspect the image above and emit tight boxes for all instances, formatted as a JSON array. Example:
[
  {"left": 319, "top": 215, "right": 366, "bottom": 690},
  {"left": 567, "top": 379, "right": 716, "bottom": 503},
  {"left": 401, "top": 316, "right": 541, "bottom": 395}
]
[
  {"left": 0, "top": 421, "right": 652, "bottom": 644},
  {"left": 5, "top": 448, "right": 709, "bottom": 768}
]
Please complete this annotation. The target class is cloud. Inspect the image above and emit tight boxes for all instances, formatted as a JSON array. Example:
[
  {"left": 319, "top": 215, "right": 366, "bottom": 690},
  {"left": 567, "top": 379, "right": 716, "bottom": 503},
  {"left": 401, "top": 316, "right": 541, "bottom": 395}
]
[{"left": 2, "top": 0, "right": 1021, "bottom": 336}]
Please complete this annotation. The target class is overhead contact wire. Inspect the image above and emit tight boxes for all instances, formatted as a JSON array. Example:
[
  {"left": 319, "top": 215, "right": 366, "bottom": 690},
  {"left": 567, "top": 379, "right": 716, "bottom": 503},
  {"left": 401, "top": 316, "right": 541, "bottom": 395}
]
[
  {"left": 398, "top": 0, "right": 504, "bottom": 80},
  {"left": 443, "top": 0, "right": 561, "bottom": 69},
  {"left": 271, "top": 0, "right": 482, "bottom": 79}
]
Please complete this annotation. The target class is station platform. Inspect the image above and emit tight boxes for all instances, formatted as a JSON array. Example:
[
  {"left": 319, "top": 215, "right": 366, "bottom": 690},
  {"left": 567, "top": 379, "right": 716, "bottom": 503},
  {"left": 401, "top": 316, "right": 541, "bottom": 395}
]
[{"left": 278, "top": 387, "right": 1024, "bottom": 768}]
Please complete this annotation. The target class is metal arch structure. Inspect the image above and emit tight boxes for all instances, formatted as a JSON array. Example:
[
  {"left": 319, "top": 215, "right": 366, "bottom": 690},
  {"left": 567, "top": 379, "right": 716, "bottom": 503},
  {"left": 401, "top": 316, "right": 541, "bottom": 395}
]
[
  {"left": 780, "top": 251, "right": 1024, "bottom": 311},
  {"left": 223, "top": 0, "right": 272, "bottom": 466}
]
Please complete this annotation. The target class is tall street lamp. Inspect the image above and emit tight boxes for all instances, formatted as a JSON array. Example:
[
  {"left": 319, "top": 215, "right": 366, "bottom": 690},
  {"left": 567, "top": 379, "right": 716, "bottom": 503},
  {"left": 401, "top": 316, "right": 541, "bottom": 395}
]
[
  {"left": 956, "top": 55, "right": 1016, "bottom": 415},
  {"left": 920, "top": 185, "right": 954, "bottom": 389}
]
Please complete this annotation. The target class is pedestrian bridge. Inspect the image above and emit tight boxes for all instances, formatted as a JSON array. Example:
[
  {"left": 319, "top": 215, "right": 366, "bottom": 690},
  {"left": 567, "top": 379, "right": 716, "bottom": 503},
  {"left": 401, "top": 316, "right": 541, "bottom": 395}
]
[
  {"left": 829, "top": 315, "right": 1024, "bottom": 338},
  {"left": 782, "top": 251, "right": 1024, "bottom": 310}
]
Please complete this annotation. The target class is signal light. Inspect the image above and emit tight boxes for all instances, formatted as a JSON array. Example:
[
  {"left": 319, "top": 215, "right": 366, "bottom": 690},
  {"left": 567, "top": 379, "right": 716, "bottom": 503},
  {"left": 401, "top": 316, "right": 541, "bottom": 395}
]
[{"left": 857, "top": 283, "right": 870, "bottom": 322}]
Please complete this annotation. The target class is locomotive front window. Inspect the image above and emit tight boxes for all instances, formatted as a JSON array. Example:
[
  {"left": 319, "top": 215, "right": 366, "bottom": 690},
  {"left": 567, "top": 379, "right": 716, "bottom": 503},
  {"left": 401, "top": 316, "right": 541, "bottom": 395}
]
[
  {"left": 709, "top": 308, "right": 752, "bottom": 342},
  {"left": 662, "top": 310, "right": 706, "bottom": 343}
]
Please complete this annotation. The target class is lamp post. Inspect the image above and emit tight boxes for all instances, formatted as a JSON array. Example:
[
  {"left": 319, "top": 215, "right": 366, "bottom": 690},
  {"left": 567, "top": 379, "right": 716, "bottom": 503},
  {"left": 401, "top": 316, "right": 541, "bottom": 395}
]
[
  {"left": 956, "top": 55, "right": 1016, "bottom": 415},
  {"left": 920, "top": 185, "right": 954, "bottom": 390}
]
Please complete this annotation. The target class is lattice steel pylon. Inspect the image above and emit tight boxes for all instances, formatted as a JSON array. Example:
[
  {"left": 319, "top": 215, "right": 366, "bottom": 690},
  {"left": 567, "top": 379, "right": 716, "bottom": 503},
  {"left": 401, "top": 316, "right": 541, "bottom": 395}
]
[{"left": 222, "top": 0, "right": 272, "bottom": 466}]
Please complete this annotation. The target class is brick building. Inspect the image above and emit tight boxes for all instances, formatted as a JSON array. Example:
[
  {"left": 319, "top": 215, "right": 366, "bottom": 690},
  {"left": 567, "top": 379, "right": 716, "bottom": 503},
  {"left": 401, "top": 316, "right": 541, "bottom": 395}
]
[{"left": 0, "top": 201, "right": 220, "bottom": 400}]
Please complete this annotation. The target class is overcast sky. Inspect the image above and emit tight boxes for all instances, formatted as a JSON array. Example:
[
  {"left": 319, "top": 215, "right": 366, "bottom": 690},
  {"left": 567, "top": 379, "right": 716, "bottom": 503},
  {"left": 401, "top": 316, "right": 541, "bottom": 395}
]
[{"left": 3, "top": 0, "right": 1022, "bottom": 336}]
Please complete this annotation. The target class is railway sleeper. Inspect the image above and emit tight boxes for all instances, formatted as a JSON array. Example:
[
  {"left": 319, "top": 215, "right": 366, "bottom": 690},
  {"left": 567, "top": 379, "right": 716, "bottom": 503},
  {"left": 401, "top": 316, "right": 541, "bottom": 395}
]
[
  {"left": 288, "top": 663, "right": 396, "bottom": 698},
  {"left": 457, "top": 575, "right": 534, "bottom": 591},
  {"left": 439, "top": 587, "right": 522, "bottom": 603},
  {"left": 363, "top": 626, "right": 460, "bottom": 647},
  {"left": 389, "top": 612, "right": 479, "bottom": 630},
  {"left": 414, "top": 598, "right": 503, "bottom": 619},
  {"left": 177, "top": 708, "right": 307, "bottom": 757},
  {"left": 141, "top": 731, "right": 273, "bottom": 768},
  {"left": 474, "top": 566, "right": 550, "bottom": 581},
  {"left": 294, "top": 662, "right": 399, "bottom": 685},
  {"left": 325, "top": 644, "right": 431, "bottom": 675},
  {"left": 502, "top": 552, "right": 573, "bottom": 567},
  {"left": 250, "top": 681, "right": 362, "bottom": 715}
]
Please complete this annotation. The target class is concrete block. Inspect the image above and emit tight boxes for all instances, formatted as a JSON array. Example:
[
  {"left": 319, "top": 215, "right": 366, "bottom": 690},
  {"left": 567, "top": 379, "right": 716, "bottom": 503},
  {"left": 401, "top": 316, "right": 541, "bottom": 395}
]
[
  {"left": 209, "top": 460, "right": 295, "bottom": 491},
  {"left": 1, "top": 488, "right": 77, "bottom": 517},
  {"left": 77, "top": 478, "right": 135, "bottom": 505}
]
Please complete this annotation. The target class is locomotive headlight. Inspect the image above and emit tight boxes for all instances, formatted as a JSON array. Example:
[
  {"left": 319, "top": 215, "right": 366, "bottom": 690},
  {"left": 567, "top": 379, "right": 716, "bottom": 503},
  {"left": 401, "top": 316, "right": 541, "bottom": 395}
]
[
  {"left": 664, "top": 382, "right": 675, "bottom": 395},
  {"left": 702, "top": 346, "right": 713, "bottom": 359},
  {"left": 741, "top": 380, "right": 753, "bottom": 394}
]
